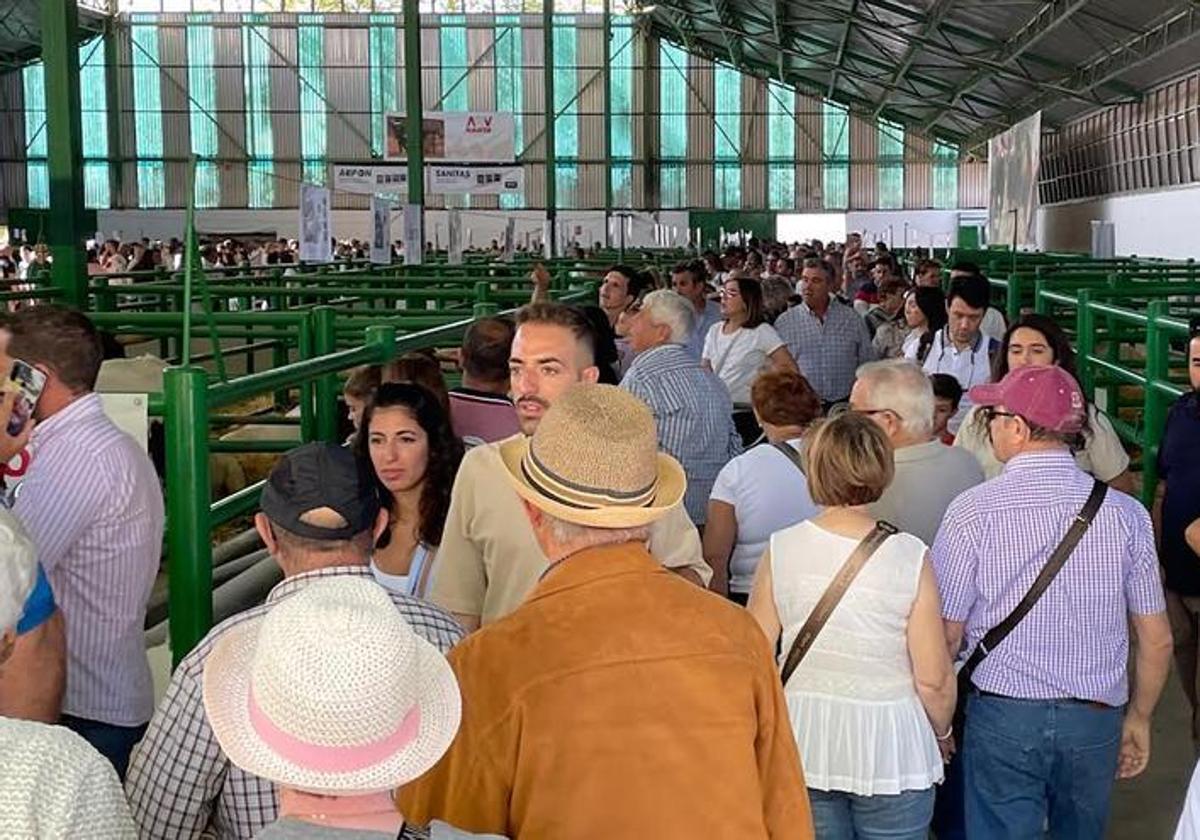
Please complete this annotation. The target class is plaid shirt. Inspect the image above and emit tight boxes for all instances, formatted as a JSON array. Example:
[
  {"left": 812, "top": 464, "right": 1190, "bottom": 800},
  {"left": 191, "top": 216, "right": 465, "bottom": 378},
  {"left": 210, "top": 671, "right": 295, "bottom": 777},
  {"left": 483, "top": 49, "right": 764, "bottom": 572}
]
[
  {"left": 620, "top": 342, "right": 742, "bottom": 524},
  {"left": 125, "top": 566, "right": 464, "bottom": 840},
  {"left": 932, "top": 450, "right": 1165, "bottom": 706},
  {"left": 774, "top": 299, "right": 874, "bottom": 402}
]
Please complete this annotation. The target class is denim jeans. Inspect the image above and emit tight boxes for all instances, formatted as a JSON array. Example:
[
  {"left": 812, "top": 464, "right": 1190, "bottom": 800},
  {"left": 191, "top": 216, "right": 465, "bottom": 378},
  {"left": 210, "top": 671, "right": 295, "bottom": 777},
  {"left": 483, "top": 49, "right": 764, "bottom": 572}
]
[
  {"left": 808, "top": 786, "right": 934, "bottom": 840},
  {"left": 61, "top": 714, "right": 148, "bottom": 782},
  {"left": 963, "top": 692, "right": 1123, "bottom": 840}
]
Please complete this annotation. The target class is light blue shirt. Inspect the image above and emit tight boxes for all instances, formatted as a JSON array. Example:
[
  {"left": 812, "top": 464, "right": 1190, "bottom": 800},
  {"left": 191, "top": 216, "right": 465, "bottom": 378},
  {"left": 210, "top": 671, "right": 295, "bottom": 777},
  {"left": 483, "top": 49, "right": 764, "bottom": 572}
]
[{"left": 685, "top": 299, "right": 723, "bottom": 359}]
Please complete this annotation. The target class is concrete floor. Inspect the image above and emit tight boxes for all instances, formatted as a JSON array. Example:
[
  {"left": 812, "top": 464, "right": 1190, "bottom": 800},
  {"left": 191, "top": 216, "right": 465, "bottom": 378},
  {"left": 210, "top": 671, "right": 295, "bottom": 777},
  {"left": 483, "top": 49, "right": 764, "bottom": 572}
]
[{"left": 1109, "top": 668, "right": 1193, "bottom": 838}]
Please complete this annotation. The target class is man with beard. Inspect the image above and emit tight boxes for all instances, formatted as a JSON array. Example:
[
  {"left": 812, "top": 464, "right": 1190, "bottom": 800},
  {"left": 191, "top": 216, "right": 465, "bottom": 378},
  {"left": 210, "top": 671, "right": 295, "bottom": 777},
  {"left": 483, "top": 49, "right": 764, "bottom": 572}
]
[{"left": 428, "top": 302, "right": 711, "bottom": 632}]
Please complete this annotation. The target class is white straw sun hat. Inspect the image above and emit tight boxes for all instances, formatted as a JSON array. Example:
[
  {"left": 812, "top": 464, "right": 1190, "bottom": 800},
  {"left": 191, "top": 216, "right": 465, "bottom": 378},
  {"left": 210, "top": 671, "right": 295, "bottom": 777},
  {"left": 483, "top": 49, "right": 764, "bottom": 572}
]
[{"left": 202, "top": 577, "right": 461, "bottom": 795}]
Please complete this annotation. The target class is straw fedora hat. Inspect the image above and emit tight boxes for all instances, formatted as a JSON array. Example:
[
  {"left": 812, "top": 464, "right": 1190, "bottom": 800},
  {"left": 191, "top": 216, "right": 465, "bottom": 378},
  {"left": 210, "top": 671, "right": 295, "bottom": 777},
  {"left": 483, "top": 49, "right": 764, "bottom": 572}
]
[
  {"left": 498, "top": 383, "right": 686, "bottom": 528},
  {"left": 202, "top": 577, "right": 461, "bottom": 795}
]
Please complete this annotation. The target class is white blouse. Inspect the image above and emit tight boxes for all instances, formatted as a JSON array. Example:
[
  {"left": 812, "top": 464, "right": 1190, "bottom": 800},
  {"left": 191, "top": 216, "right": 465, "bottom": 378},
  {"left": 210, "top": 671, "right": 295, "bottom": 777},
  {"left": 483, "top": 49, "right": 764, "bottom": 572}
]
[{"left": 770, "top": 520, "right": 943, "bottom": 796}]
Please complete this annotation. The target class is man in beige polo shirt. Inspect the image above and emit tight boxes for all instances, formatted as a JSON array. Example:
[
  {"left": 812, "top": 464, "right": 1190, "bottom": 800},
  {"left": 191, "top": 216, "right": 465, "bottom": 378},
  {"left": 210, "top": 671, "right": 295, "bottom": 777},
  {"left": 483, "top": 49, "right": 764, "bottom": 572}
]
[{"left": 431, "top": 302, "right": 711, "bottom": 631}]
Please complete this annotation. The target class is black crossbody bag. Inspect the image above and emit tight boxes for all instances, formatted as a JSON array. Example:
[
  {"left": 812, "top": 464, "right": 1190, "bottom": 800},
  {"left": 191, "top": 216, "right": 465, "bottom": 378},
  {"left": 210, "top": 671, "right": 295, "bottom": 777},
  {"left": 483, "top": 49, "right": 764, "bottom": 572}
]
[{"left": 959, "top": 479, "right": 1108, "bottom": 684}]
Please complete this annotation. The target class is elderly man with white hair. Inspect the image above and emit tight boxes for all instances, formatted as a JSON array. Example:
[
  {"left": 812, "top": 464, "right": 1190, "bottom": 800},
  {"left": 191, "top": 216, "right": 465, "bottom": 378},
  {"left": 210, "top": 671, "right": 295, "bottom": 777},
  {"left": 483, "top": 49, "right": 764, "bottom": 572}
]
[
  {"left": 850, "top": 359, "right": 984, "bottom": 544},
  {"left": 620, "top": 289, "right": 742, "bottom": 526},
  {"left": 0, "top": 507, "right": 138, "bottom": 837}
]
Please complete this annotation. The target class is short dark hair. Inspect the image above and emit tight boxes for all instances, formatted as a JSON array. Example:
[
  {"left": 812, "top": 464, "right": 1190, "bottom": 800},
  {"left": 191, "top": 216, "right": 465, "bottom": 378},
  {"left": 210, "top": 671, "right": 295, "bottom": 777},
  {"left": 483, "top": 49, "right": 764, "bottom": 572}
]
[
  {"left": 915, "top": 258, "right": 942, "bottom": 277},
  {"left": 946, "top": 274, "right": 990, "bottom": 311},
  {"left": 671, "top": 260, "right": 706, "bottom": 285},
  {"left": 6, "top": 305, "right": 104, "bottom": 392},
  {"left": 461, "top": 316, "right": 515, "bottom": 384},
  {"left": 929, "top": 373, "right": 962, "bottom": 409},
  {"left": 605, "top": 264, "right": 650, "bottom": 300},
  {"left": 801, "top": 257, "right": 835, "bottom": 283},
  {"left": 515, "top": 302, "right": 597, "bottom": 367}
]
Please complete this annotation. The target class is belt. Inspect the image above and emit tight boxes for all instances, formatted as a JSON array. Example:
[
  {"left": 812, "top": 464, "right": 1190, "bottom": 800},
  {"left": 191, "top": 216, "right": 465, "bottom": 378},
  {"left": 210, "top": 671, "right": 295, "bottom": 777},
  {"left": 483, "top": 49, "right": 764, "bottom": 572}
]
[{"left": 973, "top": 688, "right": 1116, "bottom": 711}]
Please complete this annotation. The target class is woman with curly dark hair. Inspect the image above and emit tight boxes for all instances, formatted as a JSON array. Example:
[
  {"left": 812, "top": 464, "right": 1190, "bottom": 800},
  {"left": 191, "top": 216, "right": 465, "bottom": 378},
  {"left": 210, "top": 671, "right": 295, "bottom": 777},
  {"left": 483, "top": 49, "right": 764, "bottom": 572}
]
[{"left": 354, "top": 382, "right": 464, "bottom": 598}]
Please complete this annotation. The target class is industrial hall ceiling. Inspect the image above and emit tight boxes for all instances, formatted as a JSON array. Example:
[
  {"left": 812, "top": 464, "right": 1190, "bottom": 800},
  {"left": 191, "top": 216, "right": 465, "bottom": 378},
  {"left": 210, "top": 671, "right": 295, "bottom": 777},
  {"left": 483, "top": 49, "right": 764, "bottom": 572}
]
[{"left": 636, "top": 0, "right": 1200, "bottom": 149}]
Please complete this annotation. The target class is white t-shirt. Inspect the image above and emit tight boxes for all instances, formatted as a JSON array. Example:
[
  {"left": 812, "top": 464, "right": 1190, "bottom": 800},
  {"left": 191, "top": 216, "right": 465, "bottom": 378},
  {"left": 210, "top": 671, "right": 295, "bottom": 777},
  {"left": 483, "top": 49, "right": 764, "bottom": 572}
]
[
  {"left": 954, "top": 402, "right": 1130, "bottom": 482},
  {"left": 981, "top": 307, "right": 1007, "bottom": 342},
  {"left": 921, "top": 329, "right": 994, "bottom": 433},
  {"left": 1176, "top": 759, "right": 1200, "bottom": 839},
  {"left": 702, "top": 322, "right": 786, "bottom": 406},
  {"left": 709, "top": 439, "right": 819, "bottom": 593}
]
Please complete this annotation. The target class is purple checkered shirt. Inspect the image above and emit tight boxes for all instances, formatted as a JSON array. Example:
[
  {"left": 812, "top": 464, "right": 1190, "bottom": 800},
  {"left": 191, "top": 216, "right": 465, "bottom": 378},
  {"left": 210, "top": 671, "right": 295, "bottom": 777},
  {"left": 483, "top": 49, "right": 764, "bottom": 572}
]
[
  {"left": 11, "top": 392, "right": 164, "bottom": 726},
  {"left": 932, "top": 449, "right": 1165, "bottom": 707}
]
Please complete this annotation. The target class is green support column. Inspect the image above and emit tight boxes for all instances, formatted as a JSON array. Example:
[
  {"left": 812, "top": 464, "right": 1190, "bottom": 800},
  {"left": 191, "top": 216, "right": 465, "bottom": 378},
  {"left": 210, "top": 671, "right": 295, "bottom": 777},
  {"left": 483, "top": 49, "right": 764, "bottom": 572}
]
[
  {"left": 312, "top": 306, "right": 339, "bottom": 443},
  {"left": 403, "top": 0, "right": 424, "bottom": 253},
  {"left": 602, "top": 0, "right": 612, "bottom": 230},
  {"left": 543, "top": 0, "right": 556, "bottom": 255},
  {"left": 164, "top": 366, "right": 212, "bottom": 666},
  {"left": 41, "top": 0, "right": 90, "bottom": 307},
  {"left": 104, "top": 20, "right": 124, "bottom": 210}
]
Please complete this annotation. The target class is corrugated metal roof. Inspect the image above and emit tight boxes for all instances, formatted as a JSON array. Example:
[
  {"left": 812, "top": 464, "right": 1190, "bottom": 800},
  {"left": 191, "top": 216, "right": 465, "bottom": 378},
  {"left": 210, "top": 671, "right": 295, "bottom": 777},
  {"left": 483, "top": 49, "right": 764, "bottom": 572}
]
[
  {"left": 0, "top": 0, "right": 108, "bottom": 71},
  {"left": 636, "top": 0, "right": 1200, "bottom": 150}
]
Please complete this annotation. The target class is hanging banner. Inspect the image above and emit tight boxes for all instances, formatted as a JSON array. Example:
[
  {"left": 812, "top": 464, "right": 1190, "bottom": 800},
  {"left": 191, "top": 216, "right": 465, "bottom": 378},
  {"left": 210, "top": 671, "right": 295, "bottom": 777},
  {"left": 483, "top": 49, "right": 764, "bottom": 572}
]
[
  {"left": 448, "top": 210, "right": 464, "bottom": 266},
  {"left": 427, "top": 166, "right": 524, "bottom": 195},
  {"left": 299, "top": 184, "right": 332, "bottom": 263},
  {"left": 334, "top": 164, "right": 408, "bottom": 195},
  {"left": 987, "top": 110, "right": 1041, "bottom": 249},
  {"left": 403, "top": 204, "right": 423, "bottom": 267},
  {"left": 370, "top": 196, "right": 391, "bottom": 265},
  {"left": 385, "top": 112, "right": 516, "bottom": 163}
]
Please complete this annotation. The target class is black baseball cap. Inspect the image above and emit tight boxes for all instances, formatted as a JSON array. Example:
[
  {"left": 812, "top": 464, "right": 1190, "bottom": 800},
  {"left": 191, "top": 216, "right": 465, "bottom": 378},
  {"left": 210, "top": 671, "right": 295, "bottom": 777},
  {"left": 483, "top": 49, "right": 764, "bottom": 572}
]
[{"left": 260, "top": 442, "right": 380, "bottom": 540}]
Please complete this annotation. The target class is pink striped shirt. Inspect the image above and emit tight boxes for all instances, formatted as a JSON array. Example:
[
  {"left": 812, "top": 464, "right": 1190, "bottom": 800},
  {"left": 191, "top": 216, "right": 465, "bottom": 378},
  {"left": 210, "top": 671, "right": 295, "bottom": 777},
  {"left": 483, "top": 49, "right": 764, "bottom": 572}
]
[{"left": 12, "top": 393, "right": 164, "bottom": 726}]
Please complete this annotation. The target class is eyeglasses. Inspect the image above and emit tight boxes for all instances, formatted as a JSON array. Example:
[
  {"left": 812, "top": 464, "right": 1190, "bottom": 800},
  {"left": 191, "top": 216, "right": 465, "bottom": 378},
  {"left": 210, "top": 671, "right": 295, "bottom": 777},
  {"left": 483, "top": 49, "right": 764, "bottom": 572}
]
[
  {"left": 982, "top": 407, "right": 1019, "bottom": 423},
  {"left": 719, "top": 288, "right": 740, "bottom": 299}
]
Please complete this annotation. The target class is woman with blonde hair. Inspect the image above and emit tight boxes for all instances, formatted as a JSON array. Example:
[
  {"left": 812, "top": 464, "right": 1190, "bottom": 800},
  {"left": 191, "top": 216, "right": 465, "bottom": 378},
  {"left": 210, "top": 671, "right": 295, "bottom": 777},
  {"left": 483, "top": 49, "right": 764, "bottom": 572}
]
[{"left": 749, "top": 412, "right": 955, "bottom": 840}]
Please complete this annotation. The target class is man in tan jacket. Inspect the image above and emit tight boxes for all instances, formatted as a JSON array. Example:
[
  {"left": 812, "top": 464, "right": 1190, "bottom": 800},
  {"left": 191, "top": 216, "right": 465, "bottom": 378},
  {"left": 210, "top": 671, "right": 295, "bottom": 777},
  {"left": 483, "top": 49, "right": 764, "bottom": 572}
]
[
  {"left": 401, "top": 384, "right": 813, "bottom": 839},
  {"left": 429, "top": 302, "right": 711, "bottom": 631}
]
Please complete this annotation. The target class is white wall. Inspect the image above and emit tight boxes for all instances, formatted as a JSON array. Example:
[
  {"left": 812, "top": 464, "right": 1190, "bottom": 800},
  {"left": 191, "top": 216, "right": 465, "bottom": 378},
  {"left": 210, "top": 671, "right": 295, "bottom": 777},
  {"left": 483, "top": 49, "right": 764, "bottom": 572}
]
[
  {"left": 95, "top": 208, "right": 690, "bottom": 252},
  {"left": 844, "top": 210, "right": 978, "bottom": 251},
  {"left": 1036, "top": 183, "right": 1200, "bottom": 259}
]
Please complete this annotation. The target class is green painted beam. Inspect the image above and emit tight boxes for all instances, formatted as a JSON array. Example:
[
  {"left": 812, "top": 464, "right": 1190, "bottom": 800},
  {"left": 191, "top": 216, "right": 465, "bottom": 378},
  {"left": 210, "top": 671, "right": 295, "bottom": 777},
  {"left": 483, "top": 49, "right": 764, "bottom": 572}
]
[
  {"left": 543, "top": 0, "right": 556, "bottom": 250},
  {"left": 402, "top": 0, "right": 424, "bottom": 236},
  {"left": 40, "top": 0, "right": 89, "bottom": 307}
]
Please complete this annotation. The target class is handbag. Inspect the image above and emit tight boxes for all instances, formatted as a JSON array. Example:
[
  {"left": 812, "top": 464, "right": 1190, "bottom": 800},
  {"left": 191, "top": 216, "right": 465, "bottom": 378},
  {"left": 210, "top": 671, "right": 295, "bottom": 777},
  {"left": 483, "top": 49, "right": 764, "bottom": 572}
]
[
  {"left": 780, "top": 521, "right": 899, "bottom": 686},
  {"left": 959, "top": 479, "right": 1108, "bottom": 684}
]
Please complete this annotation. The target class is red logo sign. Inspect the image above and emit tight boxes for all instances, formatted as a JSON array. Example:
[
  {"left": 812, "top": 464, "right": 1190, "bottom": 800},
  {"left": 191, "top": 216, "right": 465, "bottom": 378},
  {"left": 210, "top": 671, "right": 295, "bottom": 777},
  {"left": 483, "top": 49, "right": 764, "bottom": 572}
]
[{"left": 464, "top": 115, "right": 494, "bottom": 134}]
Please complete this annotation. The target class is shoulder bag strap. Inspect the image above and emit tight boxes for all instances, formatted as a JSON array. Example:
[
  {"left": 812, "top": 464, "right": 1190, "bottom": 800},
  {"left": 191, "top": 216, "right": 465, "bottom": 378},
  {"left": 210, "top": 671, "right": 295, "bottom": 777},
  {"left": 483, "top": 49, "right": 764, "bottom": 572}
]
[
  {"left": 961, "top": 479, "right": 1108, "bottom": 682},
  {"left": 771, "top": 441, "right": 805, "bottom": 475},
  {"left": 780, "top": 521, "right": 899, "bottom": 687}
]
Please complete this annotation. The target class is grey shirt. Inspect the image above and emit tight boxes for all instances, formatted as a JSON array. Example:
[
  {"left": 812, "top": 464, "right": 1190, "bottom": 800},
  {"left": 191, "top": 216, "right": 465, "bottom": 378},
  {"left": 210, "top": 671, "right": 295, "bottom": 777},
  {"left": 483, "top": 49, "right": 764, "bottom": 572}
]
[{"left": 869, "top": 439, "right": 985, "bottom": 545}]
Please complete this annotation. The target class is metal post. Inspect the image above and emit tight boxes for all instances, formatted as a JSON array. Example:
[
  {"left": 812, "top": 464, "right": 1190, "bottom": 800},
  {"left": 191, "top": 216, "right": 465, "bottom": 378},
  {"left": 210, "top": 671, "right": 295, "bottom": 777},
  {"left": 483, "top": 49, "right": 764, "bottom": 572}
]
[
  {"left": 1141, "top": 299, "right": 1169, "bottom": 506},
  {"left": 41, "top": 0, "right": 90, "bottom": 307},
  {"left": 543, "top": 0, "right": 556, "bottom": 255},
  {"left": 602, "top": 0, "right": 613, "bottom": 228},
  {"left": 164, "top": 366, "right": 212, "bottom": 666},
  {"left": 1076, "top": 288, "right": 1095, "bottom": 398},
  {"left": 298, "top": 313, "right": 316, "bottom": 442},
  {"left": 403, "top": 0, "right": 425, "bottom": 249},
  {"left": 365, "top": 324, "right": 398, "bottom": 362},
  {"left": 104, "top": 20, "right": 124, "bottom": 209},
  {"left": 312, "top": 306, "right": 339, "bottom": 443}
]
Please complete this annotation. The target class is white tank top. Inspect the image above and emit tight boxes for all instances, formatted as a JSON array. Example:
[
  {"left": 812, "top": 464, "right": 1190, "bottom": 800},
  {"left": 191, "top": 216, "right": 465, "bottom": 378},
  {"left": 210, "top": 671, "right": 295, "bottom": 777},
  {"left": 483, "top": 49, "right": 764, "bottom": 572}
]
[{"left": 770, "top": 519, "right": 943, "bottom": 795}]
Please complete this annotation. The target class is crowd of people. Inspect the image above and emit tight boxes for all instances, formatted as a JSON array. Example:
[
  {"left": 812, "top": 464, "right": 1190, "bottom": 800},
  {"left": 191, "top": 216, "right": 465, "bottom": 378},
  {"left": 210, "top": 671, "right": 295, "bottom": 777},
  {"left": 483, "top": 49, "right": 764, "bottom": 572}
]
[{"left": 0, "top": 230, "right": 1198, "bottom": 840}]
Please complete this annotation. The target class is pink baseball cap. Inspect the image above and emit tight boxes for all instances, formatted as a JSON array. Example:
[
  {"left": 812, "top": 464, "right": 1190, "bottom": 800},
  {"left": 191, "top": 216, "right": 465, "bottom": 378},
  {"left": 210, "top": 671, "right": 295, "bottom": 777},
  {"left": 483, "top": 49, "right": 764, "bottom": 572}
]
[{"left": 969, "top": 365, "right": 1086, "bottom": 434}]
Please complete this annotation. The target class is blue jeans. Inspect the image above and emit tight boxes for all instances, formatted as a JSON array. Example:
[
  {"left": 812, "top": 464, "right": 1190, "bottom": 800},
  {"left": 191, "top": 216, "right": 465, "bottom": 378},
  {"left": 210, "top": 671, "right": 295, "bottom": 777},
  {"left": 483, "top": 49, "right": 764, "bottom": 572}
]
[
  {"left": 963, "top": 692, "right": 1123, "bottom": 839},
  {"left": 808, "top": 787, "right": 934, "bottom": 840},
  {"left": 61, "top": 714, "right": 148, "bottom": 782}
]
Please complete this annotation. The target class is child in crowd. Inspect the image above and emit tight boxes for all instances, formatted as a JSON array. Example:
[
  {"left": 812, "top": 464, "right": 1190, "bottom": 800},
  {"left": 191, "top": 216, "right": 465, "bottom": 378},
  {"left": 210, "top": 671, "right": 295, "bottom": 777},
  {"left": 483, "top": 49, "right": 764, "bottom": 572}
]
[{"left": 930, "top": 373, "right": 962, "bottom": 446}]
